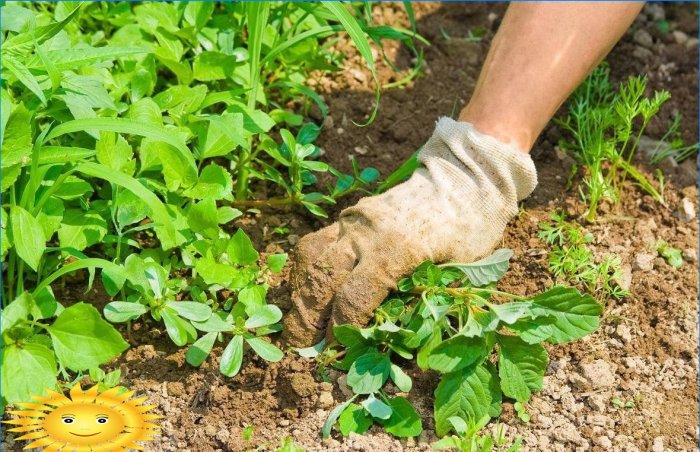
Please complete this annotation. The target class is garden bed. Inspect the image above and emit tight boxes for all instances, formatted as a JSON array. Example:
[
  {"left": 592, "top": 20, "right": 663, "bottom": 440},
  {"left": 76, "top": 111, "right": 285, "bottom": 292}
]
[{"left": 3, "top": 3, "right": 698, "bottom": 451}]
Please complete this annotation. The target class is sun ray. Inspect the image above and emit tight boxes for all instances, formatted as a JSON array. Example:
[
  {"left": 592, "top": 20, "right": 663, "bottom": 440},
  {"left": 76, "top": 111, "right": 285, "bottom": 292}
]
[{"left": 8, "top": 383, "right": 162, "bottom": 451}]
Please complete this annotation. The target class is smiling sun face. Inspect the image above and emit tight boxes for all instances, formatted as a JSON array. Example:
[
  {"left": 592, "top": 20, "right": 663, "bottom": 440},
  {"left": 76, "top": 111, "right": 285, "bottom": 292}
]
[
  {"left": 4, "top": 383, "right": 161, "bottom": 452},
  {"left": 43, "top": 403, "right": 126, "bottom": 445}
]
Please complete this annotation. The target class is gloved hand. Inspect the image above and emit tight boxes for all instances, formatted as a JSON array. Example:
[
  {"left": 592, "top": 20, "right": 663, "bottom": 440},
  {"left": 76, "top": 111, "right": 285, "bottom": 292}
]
[{"left": 283, "top": 117, "right": 538, "bottom": 346}]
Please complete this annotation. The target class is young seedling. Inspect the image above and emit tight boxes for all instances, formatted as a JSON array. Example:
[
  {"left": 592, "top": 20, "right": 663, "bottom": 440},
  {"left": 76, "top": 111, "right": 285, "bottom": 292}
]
[
  {"left": 317, "top": 249, "right": 603, "bottom": 440},
  {"left": 539, "top": 212, "right": 628, "bottom": 300},
  {"left": 654, "top": 239, "right": 683, "bottom": 269},
  {"left": 557, "top": 64, "right": 670, "bottom": 221},
  {"left": 433, "top": 417, "right": 523, "bottom": 452}
]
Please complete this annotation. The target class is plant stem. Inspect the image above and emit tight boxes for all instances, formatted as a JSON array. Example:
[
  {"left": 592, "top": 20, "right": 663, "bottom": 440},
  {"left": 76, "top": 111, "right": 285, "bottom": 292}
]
[{"left": 232, "top": 197, "right": 297, "bottom": 208}]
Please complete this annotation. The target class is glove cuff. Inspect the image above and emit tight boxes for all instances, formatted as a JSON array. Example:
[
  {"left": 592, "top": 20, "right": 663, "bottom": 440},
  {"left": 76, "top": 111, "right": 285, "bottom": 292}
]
[{"left": 418, "top": 116, "right": 538, "bottom": 228}]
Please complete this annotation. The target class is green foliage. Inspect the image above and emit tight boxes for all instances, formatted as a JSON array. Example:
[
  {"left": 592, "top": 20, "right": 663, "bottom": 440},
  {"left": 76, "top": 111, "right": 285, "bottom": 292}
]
[
  {"left": 648, "top": 112, "right": 699, "bottom": 165},
  {"left": 655, "top": 239, "right": 683, "bottom": 268},
  {"left": 539, "top": 212, "right": 628, "bottom": 300},
  {"left": 557, "top": 63, "right": 670, "bottom": 221},
  {"left": 1, "top": 2, "right": 420, "bottom": 407},
  {"left": 319, "top": 250, "right": 603, "bottom": 439},
  {"left": 433, "top": 419, "right": 523, "bottom": 452}
]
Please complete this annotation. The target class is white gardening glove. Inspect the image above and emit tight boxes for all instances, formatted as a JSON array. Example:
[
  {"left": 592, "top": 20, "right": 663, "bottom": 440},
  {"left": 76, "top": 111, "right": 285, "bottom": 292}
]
[{"left": 283, "top": 117, "right": 538, "bottom": 346}]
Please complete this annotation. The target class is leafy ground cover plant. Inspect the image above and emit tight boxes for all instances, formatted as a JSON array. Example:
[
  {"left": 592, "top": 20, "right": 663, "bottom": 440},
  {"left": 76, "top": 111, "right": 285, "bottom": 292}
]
[
  {"left": 654, "top": 239, "right": 683, "bottom": 269},
  {"left": 538, "top": 212, "right": 628, "bottom": 300},
  {"left": 557, "top": 63, "right": 670, "bottom": 221},
  {"left": 315, "top": 249, "right": 603, "bottom": 440},
  {"left": 1, "top": 2, "right": 421, "bottom": 408}
]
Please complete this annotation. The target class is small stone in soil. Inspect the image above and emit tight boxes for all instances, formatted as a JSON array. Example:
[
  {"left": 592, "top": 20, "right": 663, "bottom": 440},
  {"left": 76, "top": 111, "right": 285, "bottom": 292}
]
[
  {"left": 633, "top": 29, "right": 654, "bottom": 48},
  {"left": 580, "top": 360, "right": 616, "bottom": 389},
  {"left": 633, "top": 253, "right": 655, "bottom": 271},
  {"left": 588, "top": 394, "right": 608, "bottom": 412},
  {"left": 683, "top": 248, "right": 698, "bottom": 262},
  {"left": 673, "top": 30, "right": 689, "bottom": 45},
  {"left": 675, "top": 197, "right": 696, "bottom": 222},
  {"left": 287, "top": 234, "right": 300, "bottom": 246},
  {"left": 652, "top": 436, "right": 665, "bottom": 452}
]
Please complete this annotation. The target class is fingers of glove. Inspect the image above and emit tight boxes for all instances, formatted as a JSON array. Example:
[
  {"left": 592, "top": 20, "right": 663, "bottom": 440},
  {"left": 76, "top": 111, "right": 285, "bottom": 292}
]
[
  {"left": 326, "top": 263, "right": 397, "bottom": 339},
  {"left": 283, "top": 235, "right": 356, "bottom": 347},
  {"left": 289, "top": 223, "right": 339, "bottom": 293}
]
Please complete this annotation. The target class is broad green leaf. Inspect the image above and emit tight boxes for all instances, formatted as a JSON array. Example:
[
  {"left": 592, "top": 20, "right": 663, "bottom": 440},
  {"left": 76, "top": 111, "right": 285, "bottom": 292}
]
[
  {"left": 245, "top": 336, "right": 283, "bottom": 362},
  {"left": 361, "top": 393, "right": 392, "bottom": 420},
  {"left": 389, "top": 363, "right": 413, "bottom": 392},
  {"left": 428, "top": 335, "right": 490, "bottom": 373},
  {"left": 186, "top": 332, "right": 217, "bottom": 367},
  {"left": 191, "top": 312, "right": 234, "bottom": 333},
  {"left": 161, "top": 307, "right": 197, "bottom": 346},
  {"left": 507, "top": 317, "right": 556, "bottom": 344},
  {"left": 497, "top": 334, "right": 548, "bottom": 402},
  {"left": 10, "top": 206, "right": 45, "bottom": 271},
  {"left": 463, "top": 309, "right": 500, "bottom": 338},
  {"left": 245, "top": 304, "right": 283, "bottom": 329},
  {"left": 200, "top": 113, "right": 247, "bottom": 159},
  {"left": 57, "top": 209, "right": 108, "bottom": 251},
  {"left": 193, "top": 51, "right": 235, "bottom": 81},
  {"left": 37, "top": 197, "right": 64, "bottom": 241},
  {"left": 2, "top": 103, "right": 32, "bottom": 168},
  {"left": 220, "top": 335, "right": 244, "bottom": 377},
  {"left": 488, "top": 302, "right": 532, "bottom": 325},
  {"left": 218, "top": 206, "right": 243, "bottom": 224},
  {"left": 1, "top": 343, "right": 57, "bottom": 404},
  {"left": 381, "top": 396, "right": 422, "bottom": 437},
  {"left": 296, "top": 339, "right": 327, "bottom": 359},
  {"left": 2, "top": 292, "right": 34, "bottom": 331},
  {"left": 47, "top": 303, "right": 129, "bottom": 371},
  {"left": 46, "top": 118, "right": 196, "bottom": 176},
  {"left": 195, "top": 254, "right": 239, "bottom": 287},
  {"left": 166, "top": 301, "right": 212, "bottom": 322},
  {"left": 238, "top": 285, "right": 267, "bottom": 314},
  {"left": 228, "top": 229, "right": 259, "bottom": 265},
  {"left": 434, "top": 363, "right": 501, "bottom": 436},
  {"left": 74, "top": 162, "right": 178, "bottom": 249},
  {"left": 115, "top": 189, "right": 149, "bottom": 228},
  {"left": 183, "top": 164, "right": 233, "bottom": 201},
  {"left": 96, "top": 132, "right": 135, "bottom": 175},
  {"left": 531, "top": 286, "right": 603, "bottom": 344},
  {"left": 187, "top": 198, "right": 219, "bottom": 239},
  {"left": 52, "top": 175, "right": 93, "bottom": 200},
  {"left": 103, "top": 302, "right": 148, "bottom": 323},
  {"left": 347, "top": 350, "right": 391, "bottom": 394},
  {"left": 267, "top": 253, "right": 288, "bottom": 272},
  {"left": 338, "top": 403, "right": 372, "bottom": 436},
  {"left": 442, "top": 249, "right": 513, "bottom": 287},
  {"left": 417, "top": 324, "right": 442, "bottom": 370}
]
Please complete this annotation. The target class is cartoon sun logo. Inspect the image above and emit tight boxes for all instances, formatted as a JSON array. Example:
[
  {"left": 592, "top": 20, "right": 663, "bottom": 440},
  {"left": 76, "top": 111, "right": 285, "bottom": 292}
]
[{"left": 4, "top": 383, "right": 161, "bottom": 451}]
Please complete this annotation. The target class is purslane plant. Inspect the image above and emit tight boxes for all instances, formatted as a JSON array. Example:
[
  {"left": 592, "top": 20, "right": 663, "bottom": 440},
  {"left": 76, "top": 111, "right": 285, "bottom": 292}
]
[{"left": 316, "top": 249, "right": 603, "bottom": 439}]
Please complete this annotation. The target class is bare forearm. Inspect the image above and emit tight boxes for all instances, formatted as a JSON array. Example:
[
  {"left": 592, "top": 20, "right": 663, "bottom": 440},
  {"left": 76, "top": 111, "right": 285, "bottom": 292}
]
[{"left": 459, "top": 2, "right": 644, "bottom": 152}]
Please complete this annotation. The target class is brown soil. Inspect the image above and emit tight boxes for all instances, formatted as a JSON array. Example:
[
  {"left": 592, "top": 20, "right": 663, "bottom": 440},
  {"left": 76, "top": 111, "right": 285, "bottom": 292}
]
[{"left": 3, "top": 3, "right": 698, "bottom": 452}]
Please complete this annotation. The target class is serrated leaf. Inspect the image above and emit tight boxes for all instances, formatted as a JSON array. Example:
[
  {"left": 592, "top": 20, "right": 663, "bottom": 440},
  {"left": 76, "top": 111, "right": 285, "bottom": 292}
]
[
  {"left": 497, "top": 334, "right": 548, "bottom": 402},
  {"left": 488, "top": 302, "right": 532, "bottom": 325}
]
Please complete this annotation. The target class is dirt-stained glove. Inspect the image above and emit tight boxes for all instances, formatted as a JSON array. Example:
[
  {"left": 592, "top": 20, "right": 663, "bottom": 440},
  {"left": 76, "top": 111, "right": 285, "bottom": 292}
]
[{"left": 283, "top": 117, "right": 538, "bottom": 346}]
